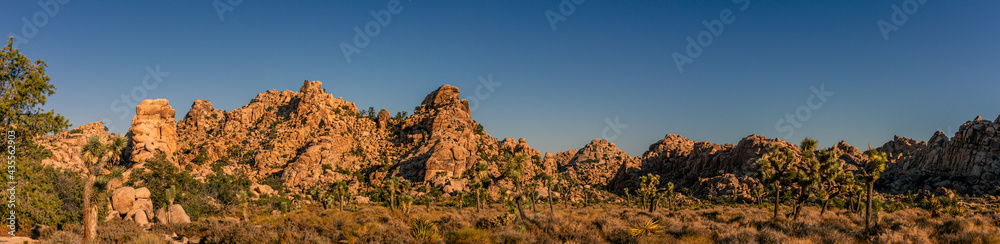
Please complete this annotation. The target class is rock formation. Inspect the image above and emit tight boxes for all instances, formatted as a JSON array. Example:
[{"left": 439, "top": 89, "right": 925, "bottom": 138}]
[
  {"left": 127, "top": 99, "right": 177, "bottom": 166},
  {"left": 553, "top": 139, "right": 638, "bottom": 188},
  {"left": 37, "top": 121, "right": 116, "bottom": 173},
  {"left": 879, "top": 115, "right": 1000, "bottom": 194},
  {"left": 108, "top": 186, "right": 155, "bottom": 225}
]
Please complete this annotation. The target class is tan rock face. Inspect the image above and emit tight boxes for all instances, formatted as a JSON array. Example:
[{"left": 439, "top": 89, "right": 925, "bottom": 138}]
[
  {"left": 128, "top": 99, "right": 177, "bottom": 165},
  {"left": 880, "top": 115, "right": 1000, "bottom": 194},
  {"left": 112, "top": 187, "right": 136, "bottom": 213},
  {"left": 37, "top": 121, "right": 116, "bottom": 173}
]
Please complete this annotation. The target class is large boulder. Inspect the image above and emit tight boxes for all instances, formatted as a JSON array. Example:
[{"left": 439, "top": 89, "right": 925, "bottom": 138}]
[
  {"left": 111, "top": 187, "right": 136, "bottom": 213},
  {"left": 156, "top": 204, "right": 192, "bottom": 224}
]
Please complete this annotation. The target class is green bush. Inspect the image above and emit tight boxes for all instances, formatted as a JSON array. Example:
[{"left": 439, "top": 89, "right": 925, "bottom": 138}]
[{"left": 10, "top": 156, "right": 84, "bottom": 233}]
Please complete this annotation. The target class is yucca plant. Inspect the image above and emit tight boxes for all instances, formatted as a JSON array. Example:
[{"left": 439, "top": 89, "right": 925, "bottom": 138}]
[
  {"left": 410, "top": 219, "right": 442, "bottom": 243},
  {"left": 627, "top": 219, "right": 664, "bottom": 237}
]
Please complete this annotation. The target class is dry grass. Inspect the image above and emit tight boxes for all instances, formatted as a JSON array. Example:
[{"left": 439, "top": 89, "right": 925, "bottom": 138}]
[{"left": 36, "top": 202, "right": 1000, "bottom": 243}]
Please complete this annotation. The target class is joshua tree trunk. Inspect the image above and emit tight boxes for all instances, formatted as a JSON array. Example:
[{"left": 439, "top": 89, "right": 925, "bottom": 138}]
[
  {"left": 83, "top": 175, "right": 95, "bottom": 241},
  {"left": 339, "top": 194, "right": 345, "bottom": 211},
  {"left": 821, "top": 200, "right": 830, "bottom": 216},
  {"left": 865, "top": 183, "right": 873, "bottom": 231},
  {"left": 547, "top": 192, "right": 554, "bottom": 220},
  {"left": 773, "top": 182, "right": 780, "bottom": 220},
  {"left": 458, "top": 192, "right": 464, "bottom": 213},
  {"left": 390, "top": 188, "right": 396, "bottom": 210},
  {"left": 475, "top": 188, "right": 482, "bottom": 212},
  {"left": 530, "top": 194, "right": 537, "bottom": 214},
  {"left": 647, "top": 195, "right": 659, "bottom": 213},
  {"left": 793, "top": 187, "right": 804, "bottom": 220},
  {"left": 514, "top": 185, "right": 527, "bottom": 222}
]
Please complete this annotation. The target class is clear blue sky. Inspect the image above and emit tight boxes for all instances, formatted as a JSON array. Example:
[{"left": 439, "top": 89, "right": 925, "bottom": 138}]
[{"left": 4, "top": 1, "right": 999, "bottom": 156}]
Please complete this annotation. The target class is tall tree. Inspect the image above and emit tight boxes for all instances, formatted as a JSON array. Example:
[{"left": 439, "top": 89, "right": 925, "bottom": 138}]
[
  {"left": 861, "top": 144, "right": 887, "bottom": 231},
  {"left": 757, "top": 145, "right": 796, "bottom": 220},
  {"left": 1, "top": 37, "right": 70, "bottom": 144}
]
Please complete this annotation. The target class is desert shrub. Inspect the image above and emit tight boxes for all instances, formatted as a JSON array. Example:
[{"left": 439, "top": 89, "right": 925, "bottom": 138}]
[
  {"left": 756, "top": 227, "right": 789, "bottom": 244},
  {"left": 476, "top": 213, "right": 515, "bottom": 229},
  {"left": 719, "top": 227, "right": 758, "bottom": 244},
  {"left": 493, "top": 228, "right": 536, "bottom": 244},
  {"left": 44, "top": 230, "right": 82, "bottom": 244},
  {"left": 446, "top": 227, "right": 492, "bottom": 244},
  {"left": 131, "top": 233, "right": 169, "bottom": 244},
  {"left": 95, "top": 219, "right": 147, "bottom": 243},
  {"left": 594, "top": 215, "right": 634, "bottom": 243}
]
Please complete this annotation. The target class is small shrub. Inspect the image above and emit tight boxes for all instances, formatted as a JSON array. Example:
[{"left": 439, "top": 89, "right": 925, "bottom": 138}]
[{"left": 446, "top": 227, "right": 491, "bottom": 244}]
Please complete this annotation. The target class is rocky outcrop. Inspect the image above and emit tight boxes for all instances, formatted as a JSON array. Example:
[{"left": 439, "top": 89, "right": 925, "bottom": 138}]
[
  {"left": 127, "top": 99, "right": 177, "bottom": 166},
  {"left": 554, "top": 139, "right": 638, "bottom": 188},
  {"left": 174, "top": 80, "right": 385, "bottom": 193},
  {"left": 37, "top": 121, "right": 116, "bottom": 173},
  {"left": 637, "top": 134, "right": 797, "bottom": 188},
  {"left": 879, "top": 115, "right": 1000, "bottom": 194}
]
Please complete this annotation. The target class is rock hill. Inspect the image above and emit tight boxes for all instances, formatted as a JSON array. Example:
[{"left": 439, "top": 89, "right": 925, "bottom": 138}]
[{"left": 36, "top": 81, "right": 1000, "bottom": 203}]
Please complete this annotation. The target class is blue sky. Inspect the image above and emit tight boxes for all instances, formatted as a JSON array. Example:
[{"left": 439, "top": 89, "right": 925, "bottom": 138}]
[{"left": 4, "top": 1, "right": 998, "bottom": 156}]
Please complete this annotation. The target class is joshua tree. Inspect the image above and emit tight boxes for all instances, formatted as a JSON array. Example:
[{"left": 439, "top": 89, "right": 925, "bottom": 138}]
[
  {"left": 789, "top": 138, "right": 821, "bottom": 220},
  {"left": 502, "top": 153, "right": 529, "bottom": 221},
  {"left": 164, "top": 185, "right": 178, "bottom": 224},
  {"left": 664, "top": 182, "right": 676, "bottom": 210},
  {"left": 334, "top": 181, "right": 349, "bottom": 211},
  {"left": 861, "top": 144, "right": 887, "bottom": 231},
  {"left": 751, "top": 184, "right": 764, "bottom": 208},
  {"left": 559, "top": 174, "right": 579, "bottom": 207},
  {"left": 540, "top": 172, "right": 555, "bottom": 219},
  {"left": 467, "top": 162, "right": 489, "bottom": 212},
  {"left": 638, "top": 173, "right": 664, "bottom": 213},
  {"left": 815, "top": 149, "right": 850, "bottom": 216},
  {"left": 757, "top": 145, "right": 796, "bottom": 220},
  {"left": 80, "top": 135, "right": 126, "bottom": 241},
  {"left": 386, "top": 177, "right": 400, "bottom": 210},
  {"left": 525, "top": 182, "right": 539, "bottom": 214}
]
